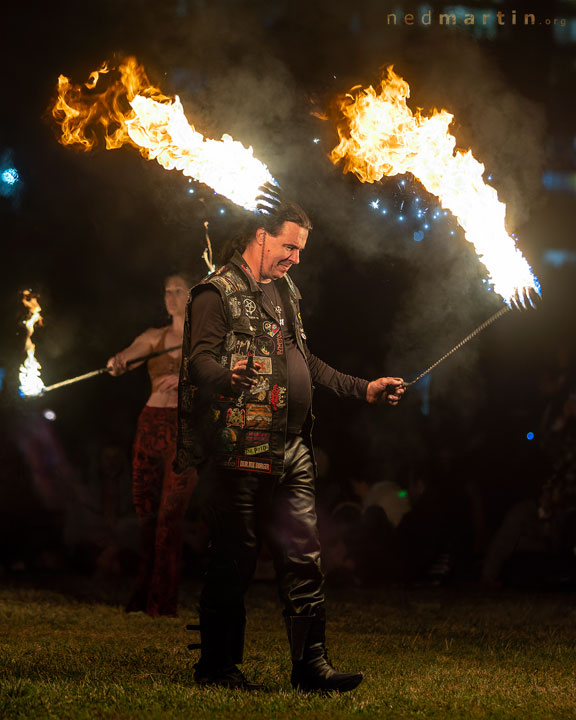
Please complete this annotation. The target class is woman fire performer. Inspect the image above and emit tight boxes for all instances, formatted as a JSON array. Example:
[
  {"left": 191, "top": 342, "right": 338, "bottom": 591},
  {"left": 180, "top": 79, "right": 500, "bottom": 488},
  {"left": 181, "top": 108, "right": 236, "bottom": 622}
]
[{"left": 107, "top": 273, "right": 198, "bottom": 617}]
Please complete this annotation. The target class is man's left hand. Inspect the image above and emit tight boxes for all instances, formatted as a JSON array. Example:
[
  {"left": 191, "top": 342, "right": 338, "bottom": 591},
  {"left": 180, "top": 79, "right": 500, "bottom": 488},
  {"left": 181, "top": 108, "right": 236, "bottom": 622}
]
[{"left": 366, "top": 377, "right": 405, "bottom": 406}]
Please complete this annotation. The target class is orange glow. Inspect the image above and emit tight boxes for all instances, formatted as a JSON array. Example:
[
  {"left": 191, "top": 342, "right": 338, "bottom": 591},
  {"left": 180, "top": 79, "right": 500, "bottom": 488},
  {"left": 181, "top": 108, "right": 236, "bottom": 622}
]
[
  {"left": 330, "top": 66, "right": 539, "bottom": 306},
  {"left": 19, "top": 291, "right": 45, "bottom": 397},
  {"left": 52, "top": 57, "right": 274, "bottom": 210}
]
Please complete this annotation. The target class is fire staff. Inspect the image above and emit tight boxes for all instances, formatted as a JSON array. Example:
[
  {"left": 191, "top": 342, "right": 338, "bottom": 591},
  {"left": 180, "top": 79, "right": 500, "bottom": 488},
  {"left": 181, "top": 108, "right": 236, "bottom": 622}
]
[
  {"left": 176, "top": 201, "right": 404, "bottom": 691},
  {"left": 107, "top": 273, "right": 197, "bottom": 617}
]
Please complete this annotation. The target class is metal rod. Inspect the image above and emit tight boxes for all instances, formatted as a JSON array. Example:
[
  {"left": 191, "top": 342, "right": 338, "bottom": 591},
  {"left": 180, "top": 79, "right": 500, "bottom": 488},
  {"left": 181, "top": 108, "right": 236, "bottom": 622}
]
[
  {"left": 403, "top": 306, "right": 512, "bottom": 387},
  {"left": 41, "top": 344, "right": 182, "bottom": 394}
]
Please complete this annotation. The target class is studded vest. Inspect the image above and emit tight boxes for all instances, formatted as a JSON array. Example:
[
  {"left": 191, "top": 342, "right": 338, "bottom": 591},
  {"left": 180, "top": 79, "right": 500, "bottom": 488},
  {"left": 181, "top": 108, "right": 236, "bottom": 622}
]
[{"left": 177, "top": 252, "right": 310, "bottom": 475}]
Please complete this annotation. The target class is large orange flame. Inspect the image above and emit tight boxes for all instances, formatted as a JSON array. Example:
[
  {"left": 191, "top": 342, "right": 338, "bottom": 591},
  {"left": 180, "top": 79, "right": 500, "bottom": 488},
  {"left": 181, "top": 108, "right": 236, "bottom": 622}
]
[
  {"left": 52, "top": 57, "right": 274, "bottom": 211},
  {"left": 330, "top": 66, "right": 540, "bottom": 307},
  {"left": 19, "top": 291, "right": 45, "bottom": 397}
]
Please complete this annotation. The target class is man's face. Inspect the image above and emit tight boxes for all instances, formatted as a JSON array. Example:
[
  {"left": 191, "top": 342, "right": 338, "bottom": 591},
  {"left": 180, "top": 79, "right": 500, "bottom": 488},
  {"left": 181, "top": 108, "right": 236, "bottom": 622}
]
[{"left": 260, "top": 221, "right": 308, "bottom": 280}]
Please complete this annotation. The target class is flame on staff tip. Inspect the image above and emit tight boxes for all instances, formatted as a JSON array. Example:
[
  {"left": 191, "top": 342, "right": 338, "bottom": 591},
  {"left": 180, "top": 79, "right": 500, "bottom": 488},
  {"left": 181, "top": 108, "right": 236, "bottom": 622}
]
[
  {"left": 18, "top": 291, "right": 46, "bottom": 397},
  {"left": 51, "top": 57, "right": 275, "bottom": 211},
  {"left": 330, "top": 66, "right": 541, "bottom": 307}
]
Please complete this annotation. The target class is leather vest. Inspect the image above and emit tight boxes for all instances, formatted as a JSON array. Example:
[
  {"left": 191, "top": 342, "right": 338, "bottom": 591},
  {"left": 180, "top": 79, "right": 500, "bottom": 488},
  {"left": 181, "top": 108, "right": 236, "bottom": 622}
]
[{"left": 178, "top": 252, "right": 310, "bottom": 475}]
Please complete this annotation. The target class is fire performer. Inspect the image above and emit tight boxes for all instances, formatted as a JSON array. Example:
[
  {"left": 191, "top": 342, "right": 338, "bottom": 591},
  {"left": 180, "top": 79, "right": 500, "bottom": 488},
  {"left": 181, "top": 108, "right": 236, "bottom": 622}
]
[
  {"left": 176, "top": 200, "right": 405, "bottom": 691},
  {"left": 107, "top": 273, "right": 197, "bottom": 617}
]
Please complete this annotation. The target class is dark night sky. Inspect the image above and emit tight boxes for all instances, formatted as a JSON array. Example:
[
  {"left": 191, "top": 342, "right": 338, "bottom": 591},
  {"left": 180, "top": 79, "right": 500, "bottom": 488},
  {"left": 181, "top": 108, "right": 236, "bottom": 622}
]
[{"left": 1, "top": 0, "right": 575, "bottom": 496}]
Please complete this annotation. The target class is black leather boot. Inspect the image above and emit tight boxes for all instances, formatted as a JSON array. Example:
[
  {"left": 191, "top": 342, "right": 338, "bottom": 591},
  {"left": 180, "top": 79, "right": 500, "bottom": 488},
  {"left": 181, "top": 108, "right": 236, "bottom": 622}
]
[
  {"left": 188, "top": 611, "right": 262, "bottom": 690},
  {"left": 286, "top": 615, "right": 363, "bottom": 692}
]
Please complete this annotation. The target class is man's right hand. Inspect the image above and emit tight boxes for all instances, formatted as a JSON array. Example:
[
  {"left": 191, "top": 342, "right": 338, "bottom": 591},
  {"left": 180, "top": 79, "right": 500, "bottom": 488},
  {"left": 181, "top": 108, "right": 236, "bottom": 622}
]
[{"left": 231, "top": 358, "right": 259, "bottom": 393}]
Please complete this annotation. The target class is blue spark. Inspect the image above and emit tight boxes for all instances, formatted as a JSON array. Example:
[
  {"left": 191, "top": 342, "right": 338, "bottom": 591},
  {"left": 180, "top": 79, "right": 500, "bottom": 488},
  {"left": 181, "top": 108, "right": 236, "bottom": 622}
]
[
  {"left": 526, "top": 432, "right": 534, "bottom": 440},
  {"left": 313, "top": 138, "right": 320, "bottom": 144},
  {"left": 413, "top": 231, "right": 424, "bottom": 242},
  {"left": 188, "top": 188, "right": 195, "bottom": 194},
  {"left": 450, "top": 230, "right": 455, "bottom": 235},
  {"left": 398, "top": 215, "right": 404, "bottom": 221},
  {"left": 370, "top": 199, "right": 380, "bottom": 209},
  {"left": 1, "top": 168, "right": 18, "bottom": 185},
  {"left": 424, "top": 224, "right": 429, "bottom": 230},
  {"left": 381, "top": 208, "right": 387, "bottom": 215},
  {"left": 219, "top": 208, "right": 226, "bottom": 214}
]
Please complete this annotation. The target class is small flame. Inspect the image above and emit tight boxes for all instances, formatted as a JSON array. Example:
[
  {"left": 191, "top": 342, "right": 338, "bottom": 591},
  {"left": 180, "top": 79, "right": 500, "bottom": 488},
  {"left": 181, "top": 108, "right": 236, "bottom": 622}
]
[
  {"left": 330, "top": 66, "right": 540, "bottom": 307},
  {"left": 52, "top": 57, "right": 274, "bottom": 211},
  {"left": 19, "top": 291, "right": 45, "bottom": 397}
]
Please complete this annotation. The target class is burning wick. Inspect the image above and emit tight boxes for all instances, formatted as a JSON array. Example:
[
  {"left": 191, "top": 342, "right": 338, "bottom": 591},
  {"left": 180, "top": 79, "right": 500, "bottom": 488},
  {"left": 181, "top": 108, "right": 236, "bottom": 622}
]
[
  {"left": 18, "top": 290, "right": 46, "bottom": 397},
  {"left": 330, "top": 66, "right": 540, "bottom": 308}
]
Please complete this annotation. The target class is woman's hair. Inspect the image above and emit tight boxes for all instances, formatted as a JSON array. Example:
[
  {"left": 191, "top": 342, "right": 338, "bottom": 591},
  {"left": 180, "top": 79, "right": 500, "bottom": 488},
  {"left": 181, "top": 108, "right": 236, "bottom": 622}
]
[
  {"left": 217, "top": 201, "right": 312, "bottom": 266},
  {"left": 164, "top": 271, "right": 197, "bottom": 289}
]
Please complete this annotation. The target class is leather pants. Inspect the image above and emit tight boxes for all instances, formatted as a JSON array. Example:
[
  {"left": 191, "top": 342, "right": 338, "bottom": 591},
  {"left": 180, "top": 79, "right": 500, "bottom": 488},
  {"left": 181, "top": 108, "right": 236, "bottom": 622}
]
[{"left": 200, "top": 434, "right": 325, "bottom": 621}]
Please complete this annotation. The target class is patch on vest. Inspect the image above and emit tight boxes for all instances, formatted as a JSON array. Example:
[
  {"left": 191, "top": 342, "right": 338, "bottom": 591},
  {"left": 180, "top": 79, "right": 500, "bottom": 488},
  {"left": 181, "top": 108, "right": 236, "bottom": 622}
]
[
  {"left": 255, "top": 335, "right": 275, "bottom": 356},
  {"left": 230, "top": 354, "right": 271, "bottom": 375},
  {"left": 263, "top": 320, "right": 280, "bottom": 337},
  {"left": 270, "top": 384, "right": 287, "bottom": 411},
  {"left": 246, "top": 403, "right": 272, "bottom": 428},
  {"left": 237, "top": 457, "right": 271, "bottom": 472},
  {"left": 242, "top": 297, "right": 259, "bottom": 319},
  {"left": 248, "top": 376, "right": 270, "bottom": 402},
  {"left": 229, "top": 297, "right": 242, "bottom": 319},
  {"left": 226, "top": 408, "right": 245, "bottom": 428},
  {"left": 216, "top": 428, "right": 237, "bottom": 453}
]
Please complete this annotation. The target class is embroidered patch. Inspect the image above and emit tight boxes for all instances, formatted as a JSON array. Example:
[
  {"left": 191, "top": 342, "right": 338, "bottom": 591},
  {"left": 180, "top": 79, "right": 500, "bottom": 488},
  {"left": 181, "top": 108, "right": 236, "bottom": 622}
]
[
  {"left": 226, "top": 407, "right": 245, "bottom": 428},
  {"left": 243, "top": 297, "right": 258, "bottom": 319},
  {"left": 255, "top": 335, "right": 275, "bottom": 356},
  {"left": 245, "top": 443, "right": 269, "bottom": 455},
  {"left": 275, "top": 332, "right": 284, "bottom": 355},
  {"left": 270, "top": 384, "right": 287, "bottom": 411},
  {"left": 252, "top": 356, "right": 272, "bottom": 375},
  {"left": 216, "top": 428, "right": 237, "bottom": 453},
  {"left": 263, "top": 320, "right": 280, "bottom": 337},
  {"left": 225, "top": 331, "right": 236, "bottom": 352},
  {"left": 246, "top": 403, "right": 272, "bottom": 428},
  {"left": 246, "top": 430, "right": 269, "bottom": 445},
  {"left": 230, "top": 297, "right": 242, "bottom": 319},
  {"left": 230, "top": 354, "right": 272, "bottom": 375},
  {"left": 249, "top": 376, "right": 270, "bottom": 402},
  {"left": 235, "top": 338, "right": 251, "bottom": 355},
  {"left": 237, "top": 457, "right": 271, "bottom": 472}
]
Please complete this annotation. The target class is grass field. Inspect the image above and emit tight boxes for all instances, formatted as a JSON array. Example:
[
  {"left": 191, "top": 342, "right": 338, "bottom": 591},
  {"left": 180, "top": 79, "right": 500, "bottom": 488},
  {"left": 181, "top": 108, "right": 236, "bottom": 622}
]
[{"left": 1, "top": 580, "right": 575, "bottom": 719}]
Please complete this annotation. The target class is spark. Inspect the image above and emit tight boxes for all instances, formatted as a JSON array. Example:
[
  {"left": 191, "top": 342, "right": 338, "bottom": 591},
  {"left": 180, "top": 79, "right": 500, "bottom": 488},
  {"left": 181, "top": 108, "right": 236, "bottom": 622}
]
[{"left": 370, "top": 199, "right": 380, "bottom": 209}]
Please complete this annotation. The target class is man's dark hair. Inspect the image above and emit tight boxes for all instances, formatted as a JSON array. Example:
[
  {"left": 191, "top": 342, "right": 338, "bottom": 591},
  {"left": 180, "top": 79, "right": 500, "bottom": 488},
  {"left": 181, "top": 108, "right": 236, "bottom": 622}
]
[{"left": 218, "top": 201, "right": 312, "bottom": 265}]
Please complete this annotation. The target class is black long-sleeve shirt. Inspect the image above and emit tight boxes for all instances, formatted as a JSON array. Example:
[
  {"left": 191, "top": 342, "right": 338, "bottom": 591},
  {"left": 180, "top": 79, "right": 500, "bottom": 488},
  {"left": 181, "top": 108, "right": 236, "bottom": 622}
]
[{"left": 188, "top": 285, "right": 369, "bottom": 433}]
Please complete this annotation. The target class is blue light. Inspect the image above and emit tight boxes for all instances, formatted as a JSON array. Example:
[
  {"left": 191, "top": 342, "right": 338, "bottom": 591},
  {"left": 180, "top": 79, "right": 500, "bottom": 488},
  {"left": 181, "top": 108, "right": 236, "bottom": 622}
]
[
  {"left": 370, "top": 199, "right": 380, "bottom": 209},
  {"left": 543, "top": 249, "right": 576, "bottom": 267},
  {"left": 219, "top": 208, "right": 226, "bottom": 214},
  {"left": 424, "top": 223, "right": 429, "bottom": 230},
  {"left": 381, "top": 208, "right": 387, "bottom": 215},
  {"left": 188, "top": 188, "right": 194, "bottom": 194},
  {"left": 398, "top": 215, "right": 404, "bottom": 221},
  {"left": 313, "top": 138, "right": 320, "bottom": 144},
  {"left": 450, "top": 230, "right": 455, "bottom": 235},
  {"left": 413, "top": 231, "right": 424, "bottom": 242},
  {"left": 526, "top": 432, "right": 535, "bottom": 441},
  {"left": 1, "top": 168, "right": 18, "bottom": 185}
]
